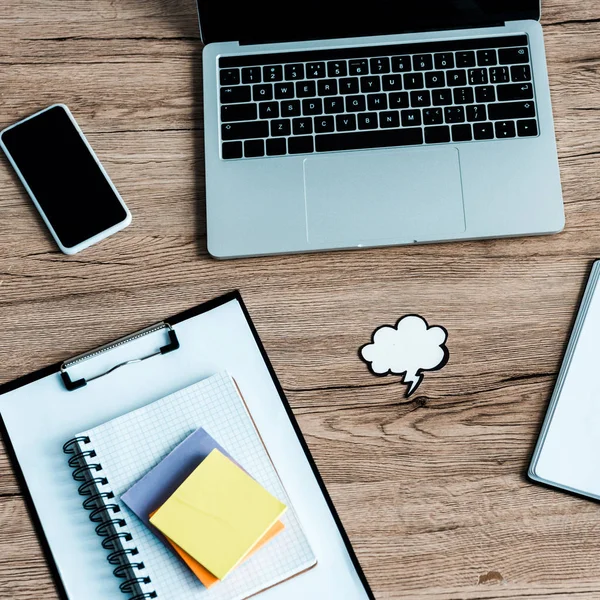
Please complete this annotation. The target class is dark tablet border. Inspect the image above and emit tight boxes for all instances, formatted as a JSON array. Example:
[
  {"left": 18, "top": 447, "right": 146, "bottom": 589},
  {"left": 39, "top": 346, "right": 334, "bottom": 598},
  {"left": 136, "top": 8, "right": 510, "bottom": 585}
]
[{"left": 0, "top": 290, "right": 375, "bottom": 600}]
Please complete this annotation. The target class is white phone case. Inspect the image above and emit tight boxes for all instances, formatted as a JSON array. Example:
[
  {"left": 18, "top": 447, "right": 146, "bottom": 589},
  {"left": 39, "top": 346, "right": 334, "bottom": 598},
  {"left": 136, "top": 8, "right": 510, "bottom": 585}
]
[{"left": 0, "top": 104, "right": 131, "bottom": 254}]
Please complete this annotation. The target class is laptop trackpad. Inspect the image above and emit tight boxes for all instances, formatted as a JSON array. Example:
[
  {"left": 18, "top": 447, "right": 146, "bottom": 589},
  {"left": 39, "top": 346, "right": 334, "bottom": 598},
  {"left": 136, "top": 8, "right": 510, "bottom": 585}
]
[{"left": 304, "top": 147, "right": 466, "bottom": 245}]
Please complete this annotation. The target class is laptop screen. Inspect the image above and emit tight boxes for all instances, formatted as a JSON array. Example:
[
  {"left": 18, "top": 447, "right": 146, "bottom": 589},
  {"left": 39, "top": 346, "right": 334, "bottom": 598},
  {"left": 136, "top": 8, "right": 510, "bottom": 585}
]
[{"left": 197, "top": 1, "right": 540, "bottom": 45}]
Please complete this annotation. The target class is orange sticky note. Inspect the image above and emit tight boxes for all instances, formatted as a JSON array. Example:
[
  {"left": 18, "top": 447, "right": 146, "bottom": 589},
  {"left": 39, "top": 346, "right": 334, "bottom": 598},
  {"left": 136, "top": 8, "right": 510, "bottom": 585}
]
[{"left": 149, "top": 510, "right": 284, "bottom": 587}]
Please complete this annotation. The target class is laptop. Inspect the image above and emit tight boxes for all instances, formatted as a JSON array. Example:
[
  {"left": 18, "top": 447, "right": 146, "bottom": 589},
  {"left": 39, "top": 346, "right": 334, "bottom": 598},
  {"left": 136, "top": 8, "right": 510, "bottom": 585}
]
[{"left": 197, "top": 1, "right": 564, "bottom": 259}]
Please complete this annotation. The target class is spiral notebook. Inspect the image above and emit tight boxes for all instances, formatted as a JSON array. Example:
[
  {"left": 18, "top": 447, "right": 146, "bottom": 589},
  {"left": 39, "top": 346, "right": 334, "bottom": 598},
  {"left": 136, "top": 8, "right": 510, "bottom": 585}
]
[
  {"left": 0, "top": 292, "right": 374, "bottom": 600},
  {"left": 65, "top": 373, "right": 316, "bottom": 599}
]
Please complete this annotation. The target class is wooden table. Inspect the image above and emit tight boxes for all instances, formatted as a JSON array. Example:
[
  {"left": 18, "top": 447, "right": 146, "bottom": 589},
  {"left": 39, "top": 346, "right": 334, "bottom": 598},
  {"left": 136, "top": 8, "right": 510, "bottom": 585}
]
[{"left": 1, "top": 1, "right": 599, "bottom": 598}]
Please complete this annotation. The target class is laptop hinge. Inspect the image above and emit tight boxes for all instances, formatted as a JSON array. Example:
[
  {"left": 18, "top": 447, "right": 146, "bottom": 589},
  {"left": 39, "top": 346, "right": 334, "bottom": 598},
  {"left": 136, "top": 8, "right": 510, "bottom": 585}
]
[{"left": 238, "top": 21, "right": 507, "bottom": 46}]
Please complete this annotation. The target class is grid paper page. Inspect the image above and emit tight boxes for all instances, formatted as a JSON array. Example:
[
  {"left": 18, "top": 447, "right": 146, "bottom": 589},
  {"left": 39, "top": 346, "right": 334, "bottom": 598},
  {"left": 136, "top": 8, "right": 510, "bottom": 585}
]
[{"left": 77, "top": 372, "right": 316, "bottom": 600}]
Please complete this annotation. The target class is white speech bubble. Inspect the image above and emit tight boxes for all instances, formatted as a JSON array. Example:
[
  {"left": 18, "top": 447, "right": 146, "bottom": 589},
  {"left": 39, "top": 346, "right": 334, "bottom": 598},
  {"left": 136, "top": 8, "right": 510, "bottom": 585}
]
[{"left": 359, "top": 314, "right": 449, "bottom": 397}]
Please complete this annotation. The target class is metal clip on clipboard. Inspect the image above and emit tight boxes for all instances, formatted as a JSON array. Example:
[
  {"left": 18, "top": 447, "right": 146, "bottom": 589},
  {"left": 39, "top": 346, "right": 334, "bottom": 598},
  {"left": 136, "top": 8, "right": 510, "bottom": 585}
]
[{"left": 60, "top": 322, "right": 180, "bottom": 391}]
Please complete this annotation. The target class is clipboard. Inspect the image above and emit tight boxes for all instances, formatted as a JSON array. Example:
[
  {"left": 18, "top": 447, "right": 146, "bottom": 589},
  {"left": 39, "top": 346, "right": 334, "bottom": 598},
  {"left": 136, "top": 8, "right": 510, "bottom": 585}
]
[{"left": 0, "top": 291, "right": 374, "bottom": 600}]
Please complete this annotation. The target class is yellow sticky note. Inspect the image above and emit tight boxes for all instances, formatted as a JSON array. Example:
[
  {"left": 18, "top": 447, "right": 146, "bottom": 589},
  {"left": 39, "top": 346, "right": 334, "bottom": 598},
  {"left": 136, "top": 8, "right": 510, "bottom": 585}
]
[{"left": 150, "top": 449, "right": 287, "bottom": 580}]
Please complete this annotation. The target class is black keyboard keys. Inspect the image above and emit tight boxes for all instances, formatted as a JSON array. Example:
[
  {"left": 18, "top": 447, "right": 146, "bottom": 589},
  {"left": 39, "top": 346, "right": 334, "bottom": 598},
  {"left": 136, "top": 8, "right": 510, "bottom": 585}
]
[
  {"left": 274, "top": 82, "right": 294, "bottom": 99},
  {"left": 517, "top": 119, "right": 538, "bottom": 137},
  {"left": 370, "top": 57, "right": 390, "bottom": 74},
  {"left": 242, "top": 67, "right": 261, "bottom": 84},
  {"left": 324, "top": 97, "right": 345, "bottom": 113},
  {"left": 495, "top": 120, "right": 516, "bottom": 138},
  {"left": 293, "top": 117, "right": 313, "bottom": 135},
  {"left": 477, "top": 49, "right": 497, "bottom": 66},
  {"left": 258, "top": 102, "right": 279, "bottom": 119},
  {"left": 327, "top": 61, "right": 347, "bottom": 77},
  {"left": 434, "top": 53, "right": 454, "bottom": 69},
  {"left": 468, "top": 69, "right": 488, "bottom": 85},
  {"left": 444, "top": 107, "right": 465, "bottom": 123},
  {"left": 447, "top": 70, "right": 467, "bottom": 87},
  {"left": 360, "top": 76, "right": 381, "bottom": 93},
  {"left": 432, "top": 89, "right": 453, "bottom": 106},
  {"left": 263, "top": 66, "right": 283, "bottom": 82},
  {"left": 404, "top": 73, "right": 424, "bottom": 89},
  {"left": 466, "top": 104, "right": 486, "bottom": 122},
  {"left": 358, "top": 113, "right": 378, "bottom": 129},
  {"left": 314, "top": 116, "right": 334, "bottom": 133},
  {"left": 302, "top": 98, "right": 323, "bottom": 115},
  {"left": 221, "top": 86, "right": 251, "bottom": 104},
  {"left": 488, "top": 101, "right": 535, "bottom": 120},
  {"left": 306, "top": 62, "right": 326, "bottom": 78},
  {"left": 382, "top": 75, "right": 403, "bottom": 91},
  {"left": 423, "top": 107, "right": 443, "bottom": 125},
  {"left": 425, "top": 125, "right": 450, "bottom": 144},
  {"left": 296, "top": 81, "right": 317, "bottom": 97},
  {"left": 474, "top": 122, "right": 494, "bottom": 140},
  {"left": 380, "top": 111, "right": 400, "bottom": 128},
  {"left": 281, "top": 100, "right": 301, "bottom": 117},
  {"left": 456, "top": 51, "right": 476, "bottom": 67},
  {"left": 221, "top": 103, "right": 257, "bottom": 122},
  {"left": 285, "top": 64, "right": 305, "bottom": 80},
  {"left": 289, "top": 136, "right": 314, "bottom": 154},
  {"left": 499, "top": 47, "right": 529, "bottom": 64},
  {"left": 253, "top": 84, "right": 273, "bottom": 101},
  {"left": 511, "top": 65, "right": 532, "bottom": 82},
  {"left": 336, "top": 114, "right": 357, "bottom": 131},
  {"left": 349, "top": 59, "right": 368, "bottom": 75},
  {"left": 497, "top": 82, "right": 534, "bottom": 102},
  {"left": 271, "top": 119, "right": 291, "bottom": 136},
  {"left": 475, "top": 85, "right": 495, "bottom": 103},
  {"left": 339, "top": 78, "right": 360, "bottom": 94},
  {"left": 425, "top": 72, "right": 445, "bottom": 88},
  {"left": 489, "top": 67, "right": 510, "bottom": 84},
  {"left": 452, "top": 124, "right": 472, "bottom": 142},
  {"left": 315, "top": 128, "right": 423, "bottom": 153},
  {"left": 318, "top": 79, "right": 338, "bottom": 96},
  {"left": 244, "top": 139, "right": 264, "bottom": 157},
  {"left": 220, "top": 69, "right": 240, "bottom": 85},
  {"left": 266, "top": 138, "right": 286, "bottom": 156},
  {"left": 222, "top": 141, "right": 242, "bottom": 159},
  {"left": 391, "top": 56, "right": 411, "bottom": 72},
  {"left": 413, "top": 54, "right": 433, "bottom": 71},
  {"left": 222, "top": 121, "right": 269, "bottom": 140},
  {"left": 453, "top": 87, "right": 474, "bottom": 104}
]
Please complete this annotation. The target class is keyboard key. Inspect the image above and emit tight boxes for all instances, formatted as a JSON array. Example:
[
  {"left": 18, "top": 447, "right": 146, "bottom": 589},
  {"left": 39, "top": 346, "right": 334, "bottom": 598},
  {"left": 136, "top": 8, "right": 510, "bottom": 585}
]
[
  {"left": 358, "top": 113, "right": 378, "bottom": 130},
  {"left": 497, "top": 82, "right": 534, "bottom": 102},
  {"left": 266, "top": 138, "right": 286, "bottom": 156},
  {"left": 453, "top": 87, "right": 474, "bottom": 104},
  {"left": 434, "top": 53, "right": 454, "bottom": 69},
  {"left": 382, "top": 75, "right": 403, "bottom": 91},
  {"left": 432, "top": 89, "right": 453, "bottom": 106},
  {"left": 281, "top": 100, "right": 301, "bottom": 117},
  {"left": 324, "top": 97, "right": 345, "bottom": 113},
  {"left": 345, "top": 95, "right": 366, "bottom": 112},
  {"left": 423, "top": 107, "right": 443, "bottom": 125},
  {"left": 401, "top": 109, "right": 421, "bottom": 127},
  {"left": 489, "top": 67, "right": 510, "bottom": 84},
  {"left": 468, "top": 68, "right": 488, "bottom": 85},
  {"left": 336, "top": 114, "right": 357, "bottom": 131},
  {"left": 258, "top": 101, "right": 279, "bottom": 119},
  {"left": 380, "top": 111, "right": 400, "bottom": 128},
  {"left": 244, "top": 139, "right": 264, "bottom": 157},
  {"left": 339, "top": 78, "right": 360, "bottom": 94},
  {"left": 222, "top": 141, "right": 242, "bottom": 159},
  {"left": 242, "top": 67, "right": 261, "bottom": 84},
  {"left": 477, "top": 49, "right": 497, "bottom": 66},
  {"left": 447, "top": 70, "right": 467, "bottom": 86},
  {"left": 314, "top": 116, "right": 335, "bottom": 133},
  {"left": 222, "top": 121, "right": 269, "bottom": 140},
  {"left": 488, "top": 101, "right": 535, "bottom": 120},
  {"left": 517, "top": 119, "right": 538, "bottom": 137},
  {"left": 367, "top": 93, "right": 387, "bottom": 110},
  {"left": 349, "top": 59, "right": 369, "bottom": 75},
  {"left": 318, "top": 79, "right": 338, "bottom": 96},
  {"left": 306, "top": 62, "right": 326, "bottom": 78},
  {"left": 263, "top": 66, "right": 283, "bottom": 82},
  {"left": 360, "top": 76, "right": 381, "bottom": 93},
  {"left": 296, "top": 81, "right": 317, "bottom": 97},
  {"left": 474, "top": 122, "right": 494, "bottom": 140},
  {"left": 285, "top": 64, "right": 305, "bottom": 80},
  {"left": 220, "top": 69, "right": 240, "bottom": 85},
  {"left": 466, "top": 104, "right": 487, "bottom": 122},
  {"left": 221, "top": 86, "right": 251, "bottom": 104},
  {"left": 271, "top": 119, "right": 291, "bottom": 136},
  {"left": 499, "top": 47, "right": 529, "bottom": 64},
  {"left": 275, "top": 82, "right": 294, "bottom": 99},
  {"left": 327, "top": 61, "right": 347, "bottom": 77},
  {"left": 511, "top": 65, "right": 532, "bottom": 82},
  {"left": 495, "top": 120, "right": 516, "bottom": 138},
  {"left": 413, "top": 54, "right": 433, "bottom": 71},
  {"left": 391, "top": 56, "right": 411, "bottom": 72},
  {"left": 253, "top": 84, "right": 273, "bottom": 101},
  {"left": 315, "top": 128, "right": 423, "bottom": 152},
  {"left": 404, "top": 73, "right": 424, "bottom": 89},
  {"left": 302, "top": 98, "right": 323, "bottom": 115},
  {"left": 410, "top": 90, "right": 431, "bottom": 108},
  {"left": 221, "top": 103, "right": 257, "bottom": 122},
  {"left": 293, "top": 117, "right": 313, "bottom": 135},
  {"left": 425, "top": 71, "right": 445, "bottom": 88},
  {"left": 288, "top": 135, "right": 314, "bottom": 154},
  {"left": 456, "top": 51, "right": 476, "bottom": 67},
  {"left": 370, "top": 57, "right": 390, "bottom": 74},
  {"left": 389, "top": 92, "right": 409, "bottom": 109},
  {"left": 475, "top": 85, "right": 495, "bottom": 103},
  {"left": 425, "top": 125, "right": 450, "bottom": 144},
  {"left": 444, "top": 106, "right": 465, "bottom": 123},
  {"left": 451, "top": 124, "right": 472, "bottom": 142}
]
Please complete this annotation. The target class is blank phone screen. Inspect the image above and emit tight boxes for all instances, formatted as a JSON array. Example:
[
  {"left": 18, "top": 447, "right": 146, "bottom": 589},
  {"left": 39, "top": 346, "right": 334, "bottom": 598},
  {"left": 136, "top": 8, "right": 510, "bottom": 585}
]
[{"left": 1, "top": 106, "right": 127, "bottom": 249}]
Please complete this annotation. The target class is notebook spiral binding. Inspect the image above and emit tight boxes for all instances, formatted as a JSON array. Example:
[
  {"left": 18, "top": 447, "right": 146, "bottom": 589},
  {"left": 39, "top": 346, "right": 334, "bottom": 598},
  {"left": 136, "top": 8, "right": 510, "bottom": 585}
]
[{"left": 63, "top": 436, "right": 158, "bottom": 600}]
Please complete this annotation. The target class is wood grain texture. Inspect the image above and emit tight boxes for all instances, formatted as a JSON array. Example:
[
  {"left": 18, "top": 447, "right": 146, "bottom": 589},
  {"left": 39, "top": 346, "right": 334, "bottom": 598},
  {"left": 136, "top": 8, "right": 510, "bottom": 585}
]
[{"left": 1, "top": 1, "right": 600, "bottom": 598}]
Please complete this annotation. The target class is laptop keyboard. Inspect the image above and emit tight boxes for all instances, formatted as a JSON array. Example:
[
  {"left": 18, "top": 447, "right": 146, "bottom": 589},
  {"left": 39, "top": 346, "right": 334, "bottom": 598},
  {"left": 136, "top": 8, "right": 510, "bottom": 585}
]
[{"left": 217, "top": 35, "right": 537, "bottom": 160}]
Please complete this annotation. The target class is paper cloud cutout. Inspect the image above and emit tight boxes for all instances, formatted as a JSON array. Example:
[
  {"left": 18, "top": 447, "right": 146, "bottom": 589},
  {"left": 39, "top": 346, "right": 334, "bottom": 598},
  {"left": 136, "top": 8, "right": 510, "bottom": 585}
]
[{"left": 359, "top": 315, "right": 449, "bottom": 397}]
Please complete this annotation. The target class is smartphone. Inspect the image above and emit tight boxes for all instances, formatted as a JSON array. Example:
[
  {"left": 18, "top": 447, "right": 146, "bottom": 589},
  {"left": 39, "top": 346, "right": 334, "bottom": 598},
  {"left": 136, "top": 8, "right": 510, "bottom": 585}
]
[{"left": 0, "top": 104, "right": 131, "bottom": 254}]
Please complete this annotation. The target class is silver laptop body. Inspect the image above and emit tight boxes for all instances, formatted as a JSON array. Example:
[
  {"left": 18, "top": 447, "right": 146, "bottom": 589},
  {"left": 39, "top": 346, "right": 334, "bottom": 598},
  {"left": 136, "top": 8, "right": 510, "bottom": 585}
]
[{"left": 198, "top": 2, "right": 563, "bottom": 258}]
